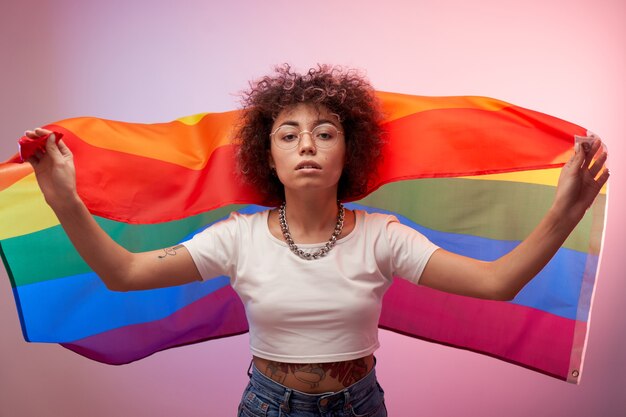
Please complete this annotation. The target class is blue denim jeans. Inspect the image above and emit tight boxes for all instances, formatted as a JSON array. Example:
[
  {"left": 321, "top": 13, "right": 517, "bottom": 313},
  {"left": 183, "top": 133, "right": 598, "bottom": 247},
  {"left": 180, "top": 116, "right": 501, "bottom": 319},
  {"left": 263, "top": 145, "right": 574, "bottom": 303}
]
[{"left": 237, "top": 361, "right": 387, "bottom": 417}]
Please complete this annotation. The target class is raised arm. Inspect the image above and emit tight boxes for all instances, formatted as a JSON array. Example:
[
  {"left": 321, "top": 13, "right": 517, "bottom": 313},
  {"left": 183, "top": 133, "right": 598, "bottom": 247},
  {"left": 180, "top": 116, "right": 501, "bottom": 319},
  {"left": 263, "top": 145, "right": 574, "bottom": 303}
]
[
  {"left": 419, "top": 139, "right": 609, "bottom": 301},
  {"left": 25, "top": 128, "right": 202, "bottom": 291}
]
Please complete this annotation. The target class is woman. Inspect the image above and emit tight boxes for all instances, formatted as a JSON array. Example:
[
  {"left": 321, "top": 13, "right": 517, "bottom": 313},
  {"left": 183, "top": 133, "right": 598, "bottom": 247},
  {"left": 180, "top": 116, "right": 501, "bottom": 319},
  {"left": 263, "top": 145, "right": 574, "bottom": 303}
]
[{"left": 25, "top": 65, "right": 609, "bottom": 417}]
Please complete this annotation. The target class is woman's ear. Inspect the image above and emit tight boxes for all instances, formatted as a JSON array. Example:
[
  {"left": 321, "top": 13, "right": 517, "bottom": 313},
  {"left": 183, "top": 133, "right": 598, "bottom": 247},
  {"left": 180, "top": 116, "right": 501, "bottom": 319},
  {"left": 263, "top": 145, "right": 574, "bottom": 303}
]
[{"left": 268, "top": 151, "right": 275, "bottom": 170}]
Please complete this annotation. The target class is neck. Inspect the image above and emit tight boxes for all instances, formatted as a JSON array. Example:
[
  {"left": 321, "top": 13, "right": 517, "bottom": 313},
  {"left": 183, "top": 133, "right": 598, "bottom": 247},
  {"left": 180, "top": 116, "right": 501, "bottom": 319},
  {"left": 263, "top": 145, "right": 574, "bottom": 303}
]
[{"left": 282, "top": 188, "right": 339, "bottom": 235}]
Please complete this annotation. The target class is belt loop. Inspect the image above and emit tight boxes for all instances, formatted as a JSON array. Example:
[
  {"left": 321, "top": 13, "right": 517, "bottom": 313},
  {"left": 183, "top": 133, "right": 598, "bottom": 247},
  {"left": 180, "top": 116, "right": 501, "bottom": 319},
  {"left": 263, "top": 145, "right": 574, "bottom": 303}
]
[
  {"left": 280, "top": 388, "right": 292, "bottom": 413},
  {"left": 247, "top": 360, "right": 254, "bottom": 377},
  {"left": 343, "top": 390, "right": 352, "bottom": 413}
]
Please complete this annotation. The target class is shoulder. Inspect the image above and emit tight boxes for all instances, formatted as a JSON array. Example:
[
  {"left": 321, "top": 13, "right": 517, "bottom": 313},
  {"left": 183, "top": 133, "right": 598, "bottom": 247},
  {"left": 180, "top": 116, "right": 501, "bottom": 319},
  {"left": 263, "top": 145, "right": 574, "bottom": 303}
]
[
  {"left": 355, "top": 209, "right": 399, "bottom": 230},
  {"left": 226, "top": 208, "right": 269, "bottom": 224},
  {"left": 193, "top": 208, "right": 270, "bottom": 238},
  {"left": 355, "top": 209, "right": 434, "bottom": 245}
]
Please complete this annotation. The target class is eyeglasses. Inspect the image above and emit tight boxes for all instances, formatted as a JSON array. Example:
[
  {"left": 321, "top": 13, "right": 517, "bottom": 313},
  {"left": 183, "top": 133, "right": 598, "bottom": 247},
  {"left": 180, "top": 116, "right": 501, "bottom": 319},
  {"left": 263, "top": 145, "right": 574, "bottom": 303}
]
[{"left": 270, "top": 124, "right": 342, "bottom": 150}]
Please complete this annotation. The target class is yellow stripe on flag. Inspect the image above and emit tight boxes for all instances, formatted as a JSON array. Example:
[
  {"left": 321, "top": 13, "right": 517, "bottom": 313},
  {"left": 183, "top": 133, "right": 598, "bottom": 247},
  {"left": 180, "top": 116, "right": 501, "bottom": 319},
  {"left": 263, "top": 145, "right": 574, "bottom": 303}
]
[{"left": 0, "top": 174, "right": 59, "bottom": 239}]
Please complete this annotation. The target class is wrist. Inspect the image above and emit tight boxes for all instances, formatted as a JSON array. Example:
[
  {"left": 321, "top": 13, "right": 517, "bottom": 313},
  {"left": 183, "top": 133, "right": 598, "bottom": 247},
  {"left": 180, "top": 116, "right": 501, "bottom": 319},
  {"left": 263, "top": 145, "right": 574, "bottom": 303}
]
[
  {"left": 48, "top": 192, "right": 84, "bottom": 214},
  {"left": 547, "top": 203, "right": 584, "bottom": 229}
]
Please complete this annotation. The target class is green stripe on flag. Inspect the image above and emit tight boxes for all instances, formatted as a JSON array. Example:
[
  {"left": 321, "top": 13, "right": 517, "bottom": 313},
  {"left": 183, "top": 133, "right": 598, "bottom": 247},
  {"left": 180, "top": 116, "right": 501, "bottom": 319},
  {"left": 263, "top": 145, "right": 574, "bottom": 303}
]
[
  {"left": 4, "top": 205, "right": 245, "bottom": 287},
  {"left": 357, "top": 178, "right": 601, "bottom": 253}
]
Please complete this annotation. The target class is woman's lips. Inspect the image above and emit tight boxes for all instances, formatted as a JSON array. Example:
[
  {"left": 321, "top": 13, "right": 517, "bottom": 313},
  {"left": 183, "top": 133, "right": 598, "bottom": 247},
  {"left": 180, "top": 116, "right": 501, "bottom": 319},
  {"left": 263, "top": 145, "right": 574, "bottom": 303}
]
[{"left": 295, "top": 161, "right": 322, "bottom": 170}]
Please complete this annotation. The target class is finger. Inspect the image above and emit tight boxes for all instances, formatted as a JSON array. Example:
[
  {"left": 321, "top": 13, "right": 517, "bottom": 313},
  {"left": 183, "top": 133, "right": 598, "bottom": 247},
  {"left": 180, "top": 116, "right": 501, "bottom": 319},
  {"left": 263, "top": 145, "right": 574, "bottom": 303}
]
[
  {"left": 582, "top": 139, "right": 602, "bottom": 169},
  {"left": 571, "top": 141, "right": 587, "bottom": 167},
  {"left": 34, "top": 127, "right": 52, "bottom": 136},
  {"left": 595, "top": 168, "right": 610, "bottom": 190},
  {"left": 24, "top": 130, "right": 39, "bottom": 139},
  {"left": 590, "top": 139, "right": 602, "bottom": 157},
  {"left": 588, "top": 151, "right": 607, "bottom": 178},
  {"left": 57, "top": 139, "right": 72, "bottom": 157},
  {"left": 44, "top": 134, "right": 63, "bottom": 159}
]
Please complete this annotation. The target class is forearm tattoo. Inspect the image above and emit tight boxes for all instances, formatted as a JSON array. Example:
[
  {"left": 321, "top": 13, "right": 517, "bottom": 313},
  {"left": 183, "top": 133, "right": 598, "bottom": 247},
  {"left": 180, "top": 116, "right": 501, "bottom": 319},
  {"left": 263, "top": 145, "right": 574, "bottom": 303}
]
[
  {"left": 263, "top": 358, "right": 368, "bottom": 389},
  {"left": 157, "top": 244, "right": 184, "bottom": 259}
]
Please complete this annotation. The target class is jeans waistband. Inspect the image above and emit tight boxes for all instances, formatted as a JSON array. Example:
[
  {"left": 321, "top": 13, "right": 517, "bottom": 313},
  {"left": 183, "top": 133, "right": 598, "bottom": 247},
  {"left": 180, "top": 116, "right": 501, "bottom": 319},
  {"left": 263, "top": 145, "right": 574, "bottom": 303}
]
[{"left": 246, "top": 360, "right": 379, "bottom": 413}]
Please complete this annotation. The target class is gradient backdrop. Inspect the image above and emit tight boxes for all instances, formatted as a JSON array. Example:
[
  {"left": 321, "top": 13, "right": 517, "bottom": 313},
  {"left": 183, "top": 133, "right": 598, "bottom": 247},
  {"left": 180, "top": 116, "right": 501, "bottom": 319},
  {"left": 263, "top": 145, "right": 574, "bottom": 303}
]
[{"left": 1, "top": 0, "right": 624, "bottom": 416}]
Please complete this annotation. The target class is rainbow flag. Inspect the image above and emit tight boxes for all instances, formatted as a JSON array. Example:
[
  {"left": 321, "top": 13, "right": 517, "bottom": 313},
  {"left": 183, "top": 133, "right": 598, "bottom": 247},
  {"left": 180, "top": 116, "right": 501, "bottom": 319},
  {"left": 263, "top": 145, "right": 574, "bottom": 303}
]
[{"left": 0, "top": 92, "right": 606, "bottom": 383}]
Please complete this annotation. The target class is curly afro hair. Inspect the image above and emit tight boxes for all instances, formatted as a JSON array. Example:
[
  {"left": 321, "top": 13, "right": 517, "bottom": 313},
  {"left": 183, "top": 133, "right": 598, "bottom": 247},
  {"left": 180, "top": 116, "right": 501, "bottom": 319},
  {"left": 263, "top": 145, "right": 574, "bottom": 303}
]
[{"left": 235, "top": 64, "right": 385, "bottom": 206}]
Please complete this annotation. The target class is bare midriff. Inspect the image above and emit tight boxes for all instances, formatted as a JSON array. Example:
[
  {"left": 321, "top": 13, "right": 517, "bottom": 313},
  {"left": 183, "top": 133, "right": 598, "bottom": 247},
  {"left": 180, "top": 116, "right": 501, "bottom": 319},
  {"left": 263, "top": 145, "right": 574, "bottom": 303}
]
[{"left": 252, "top": 354, "right": 375, "bottom": 394}]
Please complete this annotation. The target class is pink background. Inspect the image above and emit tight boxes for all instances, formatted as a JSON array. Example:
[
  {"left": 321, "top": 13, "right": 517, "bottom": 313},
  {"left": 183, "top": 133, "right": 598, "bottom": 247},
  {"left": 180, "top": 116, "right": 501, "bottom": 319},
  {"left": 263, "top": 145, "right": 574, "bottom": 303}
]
[{"left": 1, "top": 0, "right": 624, "bottom": 415}]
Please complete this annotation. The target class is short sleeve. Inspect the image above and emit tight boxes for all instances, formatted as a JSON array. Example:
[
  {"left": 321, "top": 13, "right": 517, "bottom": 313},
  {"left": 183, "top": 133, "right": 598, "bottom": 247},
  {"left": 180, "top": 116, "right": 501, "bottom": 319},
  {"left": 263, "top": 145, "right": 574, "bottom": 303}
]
[
  {"left": 385, "top": 217, "right": 439, "bottom": 284},
  {"left": 180, "top": 213, "right": 240, "bottom": 281}
]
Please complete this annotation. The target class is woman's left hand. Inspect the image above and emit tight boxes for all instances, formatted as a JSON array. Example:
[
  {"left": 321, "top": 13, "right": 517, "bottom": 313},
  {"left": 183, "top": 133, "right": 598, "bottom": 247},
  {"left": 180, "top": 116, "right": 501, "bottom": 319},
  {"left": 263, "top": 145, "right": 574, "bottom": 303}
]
[{"left": 552, "top": 138, "right": 609, "bottom": 221}]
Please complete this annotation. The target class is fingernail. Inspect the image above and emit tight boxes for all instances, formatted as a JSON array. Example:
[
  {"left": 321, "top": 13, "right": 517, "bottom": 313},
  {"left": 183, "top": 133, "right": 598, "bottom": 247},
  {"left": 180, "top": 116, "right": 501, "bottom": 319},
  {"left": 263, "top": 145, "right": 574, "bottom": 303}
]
[{"left": 575, "top": 143, "right": 580, "bottom": 153}]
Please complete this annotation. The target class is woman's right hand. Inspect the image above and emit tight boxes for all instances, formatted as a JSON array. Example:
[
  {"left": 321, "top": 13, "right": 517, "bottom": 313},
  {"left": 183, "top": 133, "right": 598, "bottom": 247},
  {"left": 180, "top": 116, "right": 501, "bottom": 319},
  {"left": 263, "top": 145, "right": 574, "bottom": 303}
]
[{"left": 25, "top": 127, "right": 78, "bottom": 209}]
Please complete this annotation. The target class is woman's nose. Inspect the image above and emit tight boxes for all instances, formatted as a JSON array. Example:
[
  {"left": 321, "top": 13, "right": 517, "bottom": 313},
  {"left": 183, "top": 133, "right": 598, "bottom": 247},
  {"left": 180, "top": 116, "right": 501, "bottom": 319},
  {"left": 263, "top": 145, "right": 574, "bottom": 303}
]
[{"left": 298, "top": 131, "right": 317, "bottom": 154}]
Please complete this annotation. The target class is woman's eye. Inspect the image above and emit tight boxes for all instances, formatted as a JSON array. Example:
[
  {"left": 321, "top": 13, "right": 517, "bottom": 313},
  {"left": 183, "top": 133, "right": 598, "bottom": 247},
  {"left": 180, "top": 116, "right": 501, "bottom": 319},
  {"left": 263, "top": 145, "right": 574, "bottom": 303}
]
[
  {"left": 315, "top": 130, "right": 335, "bottom": 140},
  {"left": 313, "top": 125, "right": 337, "bottom": 141},
  {"left": 281, "top": 134, "right": 298, "bottom": 142}
]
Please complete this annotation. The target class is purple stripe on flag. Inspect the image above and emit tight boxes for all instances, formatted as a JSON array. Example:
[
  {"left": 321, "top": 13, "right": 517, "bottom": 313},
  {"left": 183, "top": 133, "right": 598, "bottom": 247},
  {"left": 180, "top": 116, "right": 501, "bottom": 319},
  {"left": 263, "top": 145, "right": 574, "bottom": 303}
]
[{"left": 61, "top": 285, "right": 248, "bottom": 365}]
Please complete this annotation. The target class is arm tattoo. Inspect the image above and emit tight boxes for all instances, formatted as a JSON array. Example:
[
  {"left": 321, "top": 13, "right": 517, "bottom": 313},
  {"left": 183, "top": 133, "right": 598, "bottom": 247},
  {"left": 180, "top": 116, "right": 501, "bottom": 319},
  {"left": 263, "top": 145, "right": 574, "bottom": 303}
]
[{"left": 157, "top": 244, "right": 184, "bottom": 259}]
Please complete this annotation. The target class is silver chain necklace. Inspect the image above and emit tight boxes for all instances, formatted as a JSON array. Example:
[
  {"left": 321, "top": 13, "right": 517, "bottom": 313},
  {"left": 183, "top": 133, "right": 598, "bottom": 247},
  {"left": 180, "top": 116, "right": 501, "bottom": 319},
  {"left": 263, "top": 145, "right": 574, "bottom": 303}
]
[{"left": 278, "top": 201, "right": 345, "bottom": 260}]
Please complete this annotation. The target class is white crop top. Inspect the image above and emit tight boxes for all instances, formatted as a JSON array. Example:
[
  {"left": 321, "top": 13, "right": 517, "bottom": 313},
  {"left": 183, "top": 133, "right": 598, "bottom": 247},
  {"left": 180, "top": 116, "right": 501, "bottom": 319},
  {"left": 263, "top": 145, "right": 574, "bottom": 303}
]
[{"left": 182, "top": 209, "right": 439, "bottom": 363}]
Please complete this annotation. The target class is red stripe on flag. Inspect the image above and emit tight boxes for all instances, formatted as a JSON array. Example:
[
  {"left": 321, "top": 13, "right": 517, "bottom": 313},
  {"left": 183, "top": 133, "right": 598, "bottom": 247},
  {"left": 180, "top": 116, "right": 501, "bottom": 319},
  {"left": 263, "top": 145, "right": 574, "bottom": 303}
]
[{"left": 375, "top": 105, "right": 584, "bottom": 183}]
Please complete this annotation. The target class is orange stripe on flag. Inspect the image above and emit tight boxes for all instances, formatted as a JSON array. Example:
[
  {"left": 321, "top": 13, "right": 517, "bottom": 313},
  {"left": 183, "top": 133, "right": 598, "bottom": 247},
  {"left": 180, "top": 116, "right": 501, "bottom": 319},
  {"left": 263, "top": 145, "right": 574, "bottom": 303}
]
[
  {"left": 0, "top": 163, "right": 33, "bottom": 192},
  {"left": 376, "top": 91, "right": 511, "bottom": 122},
  {"left": 55, "top": 111, "right": 240, "bottom": 170}
]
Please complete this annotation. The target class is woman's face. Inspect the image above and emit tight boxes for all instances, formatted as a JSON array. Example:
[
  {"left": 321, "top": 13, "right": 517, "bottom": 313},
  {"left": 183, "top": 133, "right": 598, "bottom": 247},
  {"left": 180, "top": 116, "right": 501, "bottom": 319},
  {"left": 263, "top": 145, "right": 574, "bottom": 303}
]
[{"left": 268, "top": 103, "right": 346, "bottom": 197}]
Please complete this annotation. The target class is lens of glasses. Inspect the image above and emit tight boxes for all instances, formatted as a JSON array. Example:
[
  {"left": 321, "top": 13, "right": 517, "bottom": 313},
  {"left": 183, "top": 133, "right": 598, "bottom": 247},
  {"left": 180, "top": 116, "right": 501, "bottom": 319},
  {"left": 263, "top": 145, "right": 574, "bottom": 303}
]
[{"left": 271, "top": 124, "right": 340, "bottom": 150}]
